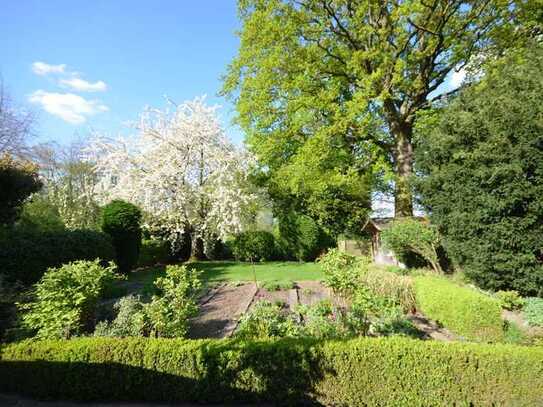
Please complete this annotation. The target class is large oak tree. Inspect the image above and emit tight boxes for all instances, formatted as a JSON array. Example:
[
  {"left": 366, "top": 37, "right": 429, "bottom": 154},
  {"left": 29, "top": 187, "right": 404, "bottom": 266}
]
[{"left": 223, "top": 0, "right": 520, "bottom": 217}]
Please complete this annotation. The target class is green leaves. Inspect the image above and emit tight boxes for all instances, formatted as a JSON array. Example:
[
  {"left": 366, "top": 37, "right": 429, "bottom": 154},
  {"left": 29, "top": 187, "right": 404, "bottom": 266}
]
[
  {"left": 18, "top": 259, "right": 120, "bottom": 339},
  {"left": 415, "top": 44, "right": 543, "bottom": 295}
]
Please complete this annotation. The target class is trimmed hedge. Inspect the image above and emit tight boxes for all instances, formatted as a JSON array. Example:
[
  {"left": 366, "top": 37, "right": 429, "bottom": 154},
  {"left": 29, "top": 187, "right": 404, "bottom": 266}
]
[
  {"left": 0, "top": 228, "right": 115, "bottom": 285},
  {"left": 1, "top": 337, "right": 543, "bottom": 405},
  {"left": 414, "top": 276, "right": 504, "bottom": 342},
  {"left": 229, "top": 231, "right": 276, "bottom": 261}
]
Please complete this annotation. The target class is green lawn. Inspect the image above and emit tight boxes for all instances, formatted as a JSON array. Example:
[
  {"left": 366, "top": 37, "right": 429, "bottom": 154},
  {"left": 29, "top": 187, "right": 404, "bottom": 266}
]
[{"left": 128, "top": 261, "right": 323, "bottom": 293}]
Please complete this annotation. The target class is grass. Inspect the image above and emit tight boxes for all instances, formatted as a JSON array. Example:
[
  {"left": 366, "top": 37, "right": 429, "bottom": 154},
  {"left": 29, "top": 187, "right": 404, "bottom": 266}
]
[{"left": 127, "top": 261, "right": 323, "bottom": 295}]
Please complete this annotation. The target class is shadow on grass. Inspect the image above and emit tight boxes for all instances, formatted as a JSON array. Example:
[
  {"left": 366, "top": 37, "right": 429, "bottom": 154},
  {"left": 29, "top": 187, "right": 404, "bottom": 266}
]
[{"left": 0, "top": 340, "right": 326, "bottom": 405}]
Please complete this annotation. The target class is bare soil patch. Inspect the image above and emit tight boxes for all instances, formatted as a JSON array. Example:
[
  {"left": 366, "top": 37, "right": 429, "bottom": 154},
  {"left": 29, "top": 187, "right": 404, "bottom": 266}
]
[{"left": 189, "top": 283, "right": 257, "bottom": 339}]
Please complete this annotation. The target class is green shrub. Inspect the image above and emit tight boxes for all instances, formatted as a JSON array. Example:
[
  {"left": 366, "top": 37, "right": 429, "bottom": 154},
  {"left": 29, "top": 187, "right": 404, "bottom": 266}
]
[
  {"left": 318, "top": 249, "right": 368, "bottom": 297},
  {"left": 18, "top": 260, "right": 120, "bottom": 339},
  {"left": 523, "top": 297, "right": 543, "bottom": 327},
  {"left": 274, "top": 213, "right": 335, "bottom": 261},
  {"left": 137, "top": 239, "right": 171, "bottom": 267},
  {"left": 361, "top": 268, "right": 416, "bottom": 313},
  {"left": 101, "top": 200, "right": 142, "bottom": 274},
  {"left": 381, "top": 218, "right": 442, "bottom": 273},
  {"left": 414, "top": 46, "right": 543, "bottom": 296},
  {"left": 2, "top": 337, "right": 543, "bottom": 405},
  {"left": 414, "top": 276, "right": 504, "bottom": 342},
  {"left": 230, "top": 230, "right": 276, "bottom": 262},
  {"left": 16, "top": 195, "right": 65, "bottom": 232},
  {"left": 94, "top": 295, "right": 147, "bottom": 337},
  {"left": 0, "top": 154, "right": 43, "bottom": 226},
  {"left": 0, "top": 227, "right": 115, "bottom": 285},
  {"left": 495, "top": 290, "right": 525, "bottom": 311},
  {"left": 144, "top": 265, "right": 201, "bottom": 338},
  {"left": 235, "top": 301, "right": 298, "bottom": 340}
]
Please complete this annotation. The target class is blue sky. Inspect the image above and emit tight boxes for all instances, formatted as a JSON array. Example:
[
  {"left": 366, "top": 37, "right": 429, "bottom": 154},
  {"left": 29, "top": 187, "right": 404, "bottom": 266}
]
[
  {"left": 0, "top": 0, "right": 243, "bottom": 145},
  {"left": 1, "top": 1, "right": 463, "bottom": 149}
]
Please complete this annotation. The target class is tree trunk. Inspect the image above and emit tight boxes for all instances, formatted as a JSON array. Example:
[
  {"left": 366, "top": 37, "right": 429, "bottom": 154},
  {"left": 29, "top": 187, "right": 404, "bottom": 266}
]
[
  {"left": 393, "top": 125, "right": 414, "bottom": 218},
  {"left": 189, "top": 231, "right": 206, "bottom": 261}
]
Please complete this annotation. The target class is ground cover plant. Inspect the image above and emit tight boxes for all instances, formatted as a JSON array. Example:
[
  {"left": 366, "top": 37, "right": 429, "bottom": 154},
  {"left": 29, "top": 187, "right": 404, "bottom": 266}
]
[
  {"left": 414, "top": 276, "right": 504, "bottom": 342},
  {"left": 523, "top": 297, "right": 543, "bottom": 327}
]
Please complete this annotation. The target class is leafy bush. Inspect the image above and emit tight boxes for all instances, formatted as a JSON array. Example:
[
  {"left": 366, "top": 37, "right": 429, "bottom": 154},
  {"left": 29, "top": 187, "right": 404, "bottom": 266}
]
[
  {"left": 18, "top": 260, "right": 119, "bottom": 339},
  {"left": 94, "top": 295, "right": 147, "bottom": 337},
  {"left": 361, "top": 268, "right": 416, "bottom": 313},
  {"left": 415, "top": 45, "right": 543, "bottom": 296},
  {"left": 101, "top": 200, "right": 142, "bottom": 274},
  {"left": 0, "top": 227, "right": 115, "bottom": 285},
  {"left": 523, "top": 297, "right": 543, "bottom": 327},
  {"left": 495, "top": 290, "right": 525, "bottom": 311},
  {"left": 17, "top": 195, "right": 65, "bottom": 232},
  {"left": 2, "top": 337, "right": 543, "bottom": 405},
  {"left": 318, "top": 249, "right": 368, "bottom": 297},
  {"left": 137, "top": 239, "right": 171, "bottom": 267},
  {"left": 414, "top": 276, "right": 504, "bottom": 342},
  {"left": 274, "top": 213, "right": 335, "bottom": 261},
  {"left": 144, "top": 265, "right": 201, "bottom": 338},
  {"left": 381, "top": 218, "right": 442, "bottom": 273},
  {"left": 229, "top": 230, "right": 276, "bottom": 262},
  {"left": 234, "top": 301, "right": 298, "bottom": 340},
  {"left": 0, "top": 154, "right": 43, "bottom": 226}
]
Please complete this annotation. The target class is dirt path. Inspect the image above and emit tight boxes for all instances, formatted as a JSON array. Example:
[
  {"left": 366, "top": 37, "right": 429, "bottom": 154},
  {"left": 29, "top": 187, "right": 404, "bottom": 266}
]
[{"left": 188, "top": 283, "right": 257, "bottom": 339}]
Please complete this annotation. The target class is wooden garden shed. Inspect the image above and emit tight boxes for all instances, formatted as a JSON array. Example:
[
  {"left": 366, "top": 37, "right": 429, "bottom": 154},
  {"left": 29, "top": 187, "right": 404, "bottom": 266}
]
[{"left": 338, "top": 217, "right": 427, "bottom": 267}]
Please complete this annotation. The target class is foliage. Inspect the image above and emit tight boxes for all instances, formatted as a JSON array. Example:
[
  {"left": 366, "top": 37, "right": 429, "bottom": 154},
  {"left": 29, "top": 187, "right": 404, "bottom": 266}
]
[
  {"left": 101, "top": 200, "right": 142, "bottom": 274},
  {"left": 3, "top": 337, "right": 543, "bottom": 405},
  {"left": 495, "top": 290, "right": 525, "bottom": 311},
  {"left": 16, "top": 195, "right": 65, "bottom": 232},
  {"left": 414, "top": 276, "right": 504, "bottom": 342},
  {"left": 261, "top": 280, "right": 295, "bottom": 291},
  {"left": 94, "top": 295, "right": 147, "bottom": 337},
  {"left": 234, "top": 300, "right": 298, "bottom": 340},
  {"left": 32, "top": 142, "right": 102, "bottom": 230},
  {"left": 381, "top": 218, "right": 442, "bottom": 273},
  {"left": 360, "top": 268, "right": 416, "bottom": 313},
  {"left": 415, "top": 45, "right": 543, "bottom": 295},
  {"left": 89, "top": 98, "right": 257, "bottom": 260},
  {"left": 144, "top": 265, "right": 201, "bottom": 338},
  {"left": 0, "top": 227, "right": 115, "bottom": 285},
  {"left": 230, "top": 230, "right": 276, "bottom": 262},
  {"left": 523, "top": 298, "right": 543, "bottom": 327},
  {"left": 223, "top": 0, "right": 519, "bottom": 217},
  {"left": 317, "top": 249, "right": 368, "bottom": 297},
  {"left": 274, "top": 212, "right": 335, "bottom": 261},
  {"left": 17, "top": 260, "right": 119, "bottom": 339},
  {"left": 137, "top": 239, "right": 171, "bottom": 267},
  {"left": 0, "top": 154, "right": 42, "bottom": 225}
]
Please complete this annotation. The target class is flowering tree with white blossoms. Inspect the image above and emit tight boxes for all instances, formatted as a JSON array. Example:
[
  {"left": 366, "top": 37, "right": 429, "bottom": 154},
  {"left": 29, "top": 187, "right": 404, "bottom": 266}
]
[{"left": 88, "top": 97, "right": 258, "bottom": 260}]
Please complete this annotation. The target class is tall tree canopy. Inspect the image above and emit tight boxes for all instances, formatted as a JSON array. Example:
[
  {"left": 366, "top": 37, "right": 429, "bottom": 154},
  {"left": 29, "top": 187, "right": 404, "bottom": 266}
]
[{"left": 223, "top": 0, "right": 522, "bottom": 218}]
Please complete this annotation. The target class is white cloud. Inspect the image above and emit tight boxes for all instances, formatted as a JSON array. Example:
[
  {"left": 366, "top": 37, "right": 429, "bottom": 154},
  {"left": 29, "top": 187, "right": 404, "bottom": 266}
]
[
  {"left": 59, "top": 77, "right": 108, "bottom": 92},
  {"left": 450, "top": 67, "right": 466, "bottom": 89},
  {"left": 28, "top": 90, "right": 108, "bottom": 124},
  {"left": 32, "top": 61, "right": 67, "bottom": 76}
]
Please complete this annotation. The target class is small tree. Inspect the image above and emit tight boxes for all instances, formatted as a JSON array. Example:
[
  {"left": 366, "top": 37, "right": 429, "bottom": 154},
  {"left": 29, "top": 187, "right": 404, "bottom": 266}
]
[
  {"left": 0, "top": 154, "right": 42, "bottom": 226},
  {"left": 381, "top": 218, "right": 442, "bottom": 273},
  {"left": 101, "top": 200, "right": 142, "bottom": 274}
]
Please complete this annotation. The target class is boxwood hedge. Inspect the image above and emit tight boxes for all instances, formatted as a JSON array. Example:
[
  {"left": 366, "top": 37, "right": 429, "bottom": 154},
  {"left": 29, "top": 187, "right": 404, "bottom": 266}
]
[
  {"left": 1, "top": 337, "right": 543, "bottom": 405},
  {"left": 414, "top": 276, "right": 504, "bottom": 342}
]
